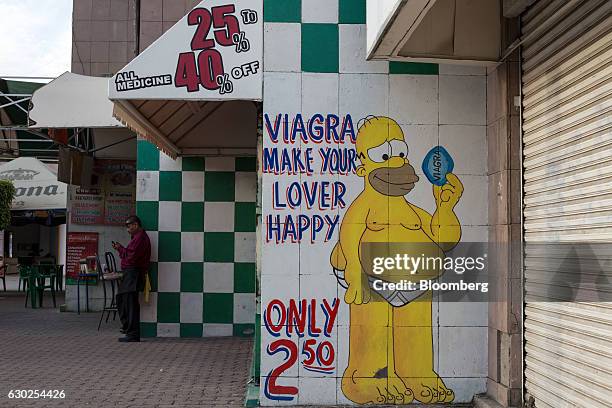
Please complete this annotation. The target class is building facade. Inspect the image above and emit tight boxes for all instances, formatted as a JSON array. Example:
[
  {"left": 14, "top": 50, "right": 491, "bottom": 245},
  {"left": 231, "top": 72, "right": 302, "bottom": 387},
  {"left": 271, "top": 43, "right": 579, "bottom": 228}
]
[{"left": 64, "top": 0, "right": 612, "bottom": 407}]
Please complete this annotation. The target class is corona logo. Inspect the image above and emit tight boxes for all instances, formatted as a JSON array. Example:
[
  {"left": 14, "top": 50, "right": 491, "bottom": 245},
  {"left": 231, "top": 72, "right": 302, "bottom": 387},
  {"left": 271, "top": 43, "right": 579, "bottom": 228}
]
[
  {"left": 14, "top": 185, "right": 61, "bottom": 197},
  {"left": 0, "top": 168, "right": 40, "bottom": 181}
]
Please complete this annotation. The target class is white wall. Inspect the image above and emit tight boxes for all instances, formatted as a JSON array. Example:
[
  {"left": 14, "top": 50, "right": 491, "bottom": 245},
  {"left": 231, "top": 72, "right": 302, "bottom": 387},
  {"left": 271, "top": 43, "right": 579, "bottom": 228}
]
[{"left": 57, "top": 223, "right": 66, "bottom": 277}]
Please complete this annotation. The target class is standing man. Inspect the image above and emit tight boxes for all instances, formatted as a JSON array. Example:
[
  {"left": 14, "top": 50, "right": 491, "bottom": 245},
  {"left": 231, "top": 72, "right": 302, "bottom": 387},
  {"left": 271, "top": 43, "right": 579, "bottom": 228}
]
[{"left": 112, "top": 215, "right": 151, "bottom": 342}]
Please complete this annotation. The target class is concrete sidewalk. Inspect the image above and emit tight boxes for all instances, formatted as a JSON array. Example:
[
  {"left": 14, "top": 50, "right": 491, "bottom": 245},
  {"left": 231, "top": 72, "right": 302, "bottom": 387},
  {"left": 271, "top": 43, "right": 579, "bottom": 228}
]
[
  {"left": 0, "top": 288, "right": 472, "bottom": 408},
  {"left": 0, "top": 291, "right": 252, "bottom": 407}
]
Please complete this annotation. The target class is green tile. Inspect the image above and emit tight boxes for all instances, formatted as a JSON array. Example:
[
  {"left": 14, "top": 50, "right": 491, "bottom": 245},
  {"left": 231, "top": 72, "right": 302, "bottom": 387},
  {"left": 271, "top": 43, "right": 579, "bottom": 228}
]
[
  {"left": 233, "top": 323, "right": 255, "bottom": 337},
  {"left": 264, "top": 0, "right": 301, "bottom": 22},
  {"left": 182, "top": 157, "right": 205, "bottom": 171},
  {"left": 159, "top": 171, "right": 182, "bottom": 201},
  {"left": 302, "top": 24, "right": 339, "bottom": 73},
  {"left": 389, "top": 61, "right": 439, "bottom": 75},
  {"left": 181, "top": 202, "right": 204, "bottom": 232},
  {"left": 235, "top": 157, "right": 257, "bottom": 172},
  {"left": 137, "top": 140, "right": 159, "bottom": 171},
  {"left": 339, "top": 0, "right": 366, "bottom": 24},
  {"left": 157, "top": 292, "right": 180, "bottom": 323},
  {"left": 204, "top": 232, "right": 234, "bottom": 262},
  {"left": 205, "top": 172, "right": 235, "bottom": 202},
  {"left": 148, "top": 262, "right": 158, "bottom": 292},
  {"left": 158, "top": 232, "right": 181, "bottom": 262},
  {"left": 234, "top": 202, "right": 256, "bottom": 232},
  {"left": 181, "top": 262, "right": 204, "bottom": 292},
  {"left": 136, "top": 201, "right": 159, "bottom": 231},
  {"left": 180, "top": 323, "right": 203, "bottom": 338},
  {"left": 203, "top": 293, "right": 233, "bottom": 323},
  {"left": 234, "top": 263, "right": 256, "bottom": 293},
  {"left": 140, "top": 322, "right": 157, "bottom": 338}
]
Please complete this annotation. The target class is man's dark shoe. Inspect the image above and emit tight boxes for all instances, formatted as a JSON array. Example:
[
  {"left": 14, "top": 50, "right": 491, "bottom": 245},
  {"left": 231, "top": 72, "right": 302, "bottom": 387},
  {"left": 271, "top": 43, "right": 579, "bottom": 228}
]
[{"left": 118, "top": 336, "right": 140, "bottom": 342}]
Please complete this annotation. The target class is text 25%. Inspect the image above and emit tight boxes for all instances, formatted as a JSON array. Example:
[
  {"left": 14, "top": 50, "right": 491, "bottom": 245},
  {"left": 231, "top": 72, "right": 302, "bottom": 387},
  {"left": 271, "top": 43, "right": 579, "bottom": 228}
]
[{"left": 174, "top": 4, "right": 253, "bottom": 95}]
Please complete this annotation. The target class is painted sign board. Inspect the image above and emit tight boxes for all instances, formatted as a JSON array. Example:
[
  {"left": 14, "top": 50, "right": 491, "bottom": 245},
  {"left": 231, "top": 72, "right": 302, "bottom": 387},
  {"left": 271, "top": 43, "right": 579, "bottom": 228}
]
[
  {"left": 71, "top": 187, "right": 105, "bottom": 225},
  {"left": 65, "top": 232, "right": 98, "bottom": 284},
  {"left": 108, "top": 0, "right": 262, "bottom": 101}
]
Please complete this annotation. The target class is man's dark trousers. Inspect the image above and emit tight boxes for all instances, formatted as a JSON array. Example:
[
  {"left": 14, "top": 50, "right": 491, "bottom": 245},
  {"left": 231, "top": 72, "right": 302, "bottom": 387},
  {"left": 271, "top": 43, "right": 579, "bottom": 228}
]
[
  {"left": 117, "top": 267, "right": 142, "bottom": 340},
  {"left": 117, "top": 293, "right": 127, "bottom": 331}
]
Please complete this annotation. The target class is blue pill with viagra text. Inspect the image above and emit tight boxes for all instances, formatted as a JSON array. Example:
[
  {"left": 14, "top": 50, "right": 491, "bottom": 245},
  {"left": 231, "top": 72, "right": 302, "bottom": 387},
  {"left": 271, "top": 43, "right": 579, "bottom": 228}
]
[{"left": 421, "top": 146, "right": 454, "bottom": 186}]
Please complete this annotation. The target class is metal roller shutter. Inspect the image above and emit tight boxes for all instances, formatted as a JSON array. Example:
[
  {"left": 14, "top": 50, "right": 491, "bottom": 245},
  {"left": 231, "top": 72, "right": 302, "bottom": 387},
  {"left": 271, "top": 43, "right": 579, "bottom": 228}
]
[{"left": 522, "top": 0, "right": 612, "bottom": 407}]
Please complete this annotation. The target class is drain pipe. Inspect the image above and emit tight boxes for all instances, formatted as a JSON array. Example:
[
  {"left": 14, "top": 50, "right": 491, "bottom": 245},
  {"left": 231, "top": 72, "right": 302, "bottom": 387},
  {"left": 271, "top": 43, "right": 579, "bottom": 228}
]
[{"left": 132, "top": 0, "right": 141, "bottom": 57}]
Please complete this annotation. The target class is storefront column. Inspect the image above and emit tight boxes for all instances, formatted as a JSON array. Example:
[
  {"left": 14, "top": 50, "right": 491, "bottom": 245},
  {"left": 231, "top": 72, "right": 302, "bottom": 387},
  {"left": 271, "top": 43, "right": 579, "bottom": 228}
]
[{"left": 482, "top": 17, "right": 523, "bottom": 408}]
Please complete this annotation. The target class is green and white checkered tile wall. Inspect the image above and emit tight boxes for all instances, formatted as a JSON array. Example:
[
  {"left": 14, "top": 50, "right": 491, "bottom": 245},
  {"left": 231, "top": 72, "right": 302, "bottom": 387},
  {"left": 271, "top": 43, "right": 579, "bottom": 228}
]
[
  {"left": 263, "top": 0, "right": 439, "bottom": 75},
  {"left": 136, "top": 140, "right": 257, "bottom": 338}
]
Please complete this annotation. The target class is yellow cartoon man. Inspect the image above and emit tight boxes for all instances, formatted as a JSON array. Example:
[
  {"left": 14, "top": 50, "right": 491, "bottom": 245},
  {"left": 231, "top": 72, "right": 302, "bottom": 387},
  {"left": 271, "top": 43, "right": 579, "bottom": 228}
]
[{"left": 330, "top": 116, "right": 463, "bottom": 404}]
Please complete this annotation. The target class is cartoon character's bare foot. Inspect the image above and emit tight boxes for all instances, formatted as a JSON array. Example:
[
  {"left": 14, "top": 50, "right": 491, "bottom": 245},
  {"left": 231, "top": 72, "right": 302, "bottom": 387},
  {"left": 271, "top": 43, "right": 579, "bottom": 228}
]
[
  {"left": 341, "top": 368, "right": 414, "bottom": 404},
  {"left": 401, "top": 375, "right": 454, "bottom": 404}
]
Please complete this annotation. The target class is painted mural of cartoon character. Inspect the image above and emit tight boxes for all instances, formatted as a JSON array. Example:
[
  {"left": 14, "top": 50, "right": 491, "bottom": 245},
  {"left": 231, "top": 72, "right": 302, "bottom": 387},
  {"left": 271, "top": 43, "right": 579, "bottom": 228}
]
[{"left": 330, "top": 116, "right": 463, "bottom": 404}]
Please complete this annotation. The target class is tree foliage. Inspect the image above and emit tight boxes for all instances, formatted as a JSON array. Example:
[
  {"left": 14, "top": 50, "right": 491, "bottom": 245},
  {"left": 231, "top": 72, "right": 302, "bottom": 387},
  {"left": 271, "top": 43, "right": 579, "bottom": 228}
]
[{"left": 0, "top": 180, "right": 16, "bottom": 230}]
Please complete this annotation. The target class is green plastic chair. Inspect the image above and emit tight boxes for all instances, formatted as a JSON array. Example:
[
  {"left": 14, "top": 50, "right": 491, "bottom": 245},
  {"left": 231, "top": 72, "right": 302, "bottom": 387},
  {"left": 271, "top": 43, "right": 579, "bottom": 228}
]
[
  {"left": 18, "top": 264, "right": 30, "bottom": 295},
  {"left": 19, "top": 265, "right": 39, "bottom": 308},
  {"left": 36, "top": 264, "right": 57, "bottom": 308}
]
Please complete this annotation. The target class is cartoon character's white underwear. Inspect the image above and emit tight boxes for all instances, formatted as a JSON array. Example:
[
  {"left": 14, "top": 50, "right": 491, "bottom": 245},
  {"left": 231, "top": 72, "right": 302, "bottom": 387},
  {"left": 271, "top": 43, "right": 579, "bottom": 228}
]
[{"left": 333, "top": 268, "right": 434, "bottom": 307}]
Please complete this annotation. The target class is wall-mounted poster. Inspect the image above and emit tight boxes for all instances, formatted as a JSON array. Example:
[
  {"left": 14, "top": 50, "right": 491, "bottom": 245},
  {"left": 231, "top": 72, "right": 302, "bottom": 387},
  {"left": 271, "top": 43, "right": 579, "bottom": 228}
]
[
  {"left": 71, "top": 160, "right": 136, "bottom": 225},
  {"left": 65, "top": 232, "right": 98, "bottom": 285},
  {"left": 102, "top": 161, "right": 136, "bottom": 225},
  {"left": 71, "top": 187, "right": 104, "bottom": 224}
]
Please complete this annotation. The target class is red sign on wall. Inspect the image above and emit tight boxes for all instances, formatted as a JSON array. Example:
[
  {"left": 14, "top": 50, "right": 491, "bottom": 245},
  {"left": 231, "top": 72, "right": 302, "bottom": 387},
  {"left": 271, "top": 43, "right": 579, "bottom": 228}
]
[{"left": 66, "top": 232, "right": 98, "bottom": 284}]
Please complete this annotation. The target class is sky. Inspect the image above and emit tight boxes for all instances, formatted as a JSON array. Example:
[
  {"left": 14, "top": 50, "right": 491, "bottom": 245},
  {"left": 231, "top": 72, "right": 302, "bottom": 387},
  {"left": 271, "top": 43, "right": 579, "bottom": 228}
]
[{"left": 0, "top": 0, "right": 72, "bottom": 81}]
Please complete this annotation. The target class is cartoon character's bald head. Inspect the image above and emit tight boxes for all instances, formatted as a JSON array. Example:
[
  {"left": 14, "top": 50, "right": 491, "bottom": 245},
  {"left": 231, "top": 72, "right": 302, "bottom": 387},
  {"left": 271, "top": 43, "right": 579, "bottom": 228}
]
[{"left": 355, "top": 116, "right": 419, "bottom": 196}]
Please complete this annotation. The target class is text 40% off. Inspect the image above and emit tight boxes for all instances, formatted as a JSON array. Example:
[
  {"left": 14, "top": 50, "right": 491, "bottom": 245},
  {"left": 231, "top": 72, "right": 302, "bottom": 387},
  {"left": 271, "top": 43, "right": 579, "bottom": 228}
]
[{"left": 217, "top": 61, "right": 261, "bottom": 95}]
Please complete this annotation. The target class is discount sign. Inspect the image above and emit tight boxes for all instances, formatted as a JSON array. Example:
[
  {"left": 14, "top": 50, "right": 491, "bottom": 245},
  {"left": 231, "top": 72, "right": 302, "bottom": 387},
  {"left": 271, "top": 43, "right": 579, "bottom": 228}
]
[{"left": 109, "top": 0, "right": 262, "bottom": 101}]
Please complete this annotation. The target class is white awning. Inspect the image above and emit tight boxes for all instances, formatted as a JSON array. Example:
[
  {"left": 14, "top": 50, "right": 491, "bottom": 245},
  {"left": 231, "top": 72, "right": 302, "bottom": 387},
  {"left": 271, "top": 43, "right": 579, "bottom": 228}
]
[
  {"left": 28, "top": 72, "right": 123, "bottom": 129},
  {"left": 367, "top": 0, "right": 501, "bottom": 65},
  {"left": 0, "top": 157, "right": 67, "bottom": 210},
  {"left": 108, "top": 0, "right": 262, "bottom": 158}
]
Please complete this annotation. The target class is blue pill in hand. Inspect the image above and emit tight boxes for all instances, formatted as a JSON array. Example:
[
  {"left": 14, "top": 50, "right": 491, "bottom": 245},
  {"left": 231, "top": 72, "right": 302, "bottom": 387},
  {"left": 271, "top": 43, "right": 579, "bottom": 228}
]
[{"left": 422, "top": 146, "right": 454, "bottom": 186}]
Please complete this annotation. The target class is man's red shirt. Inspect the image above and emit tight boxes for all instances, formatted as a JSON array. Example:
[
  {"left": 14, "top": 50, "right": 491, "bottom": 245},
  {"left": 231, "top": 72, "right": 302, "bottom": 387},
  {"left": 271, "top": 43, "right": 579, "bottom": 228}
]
[{"left": 118, "top": 229, "right": 151, "bottom": 271}]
